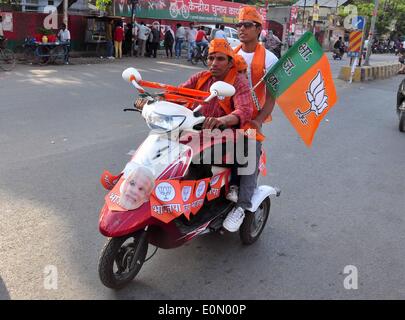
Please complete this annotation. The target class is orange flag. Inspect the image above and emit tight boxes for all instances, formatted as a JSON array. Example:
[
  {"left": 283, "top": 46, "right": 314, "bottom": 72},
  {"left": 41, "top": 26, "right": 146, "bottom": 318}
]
[{"left": 264, "top": 32, "right": 338, "bottom": 146}]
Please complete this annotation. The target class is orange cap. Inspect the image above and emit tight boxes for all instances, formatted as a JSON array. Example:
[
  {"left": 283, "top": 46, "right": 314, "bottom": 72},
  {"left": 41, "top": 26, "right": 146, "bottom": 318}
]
[
  {"left": 234, "top": 55, "right": 247, "bottom": 72},
  {"left": 238, "top": 6, "right": 263, "bottom": 25},
  {"left": 208, "top": 39, "right": 235, "bottom": 59}
]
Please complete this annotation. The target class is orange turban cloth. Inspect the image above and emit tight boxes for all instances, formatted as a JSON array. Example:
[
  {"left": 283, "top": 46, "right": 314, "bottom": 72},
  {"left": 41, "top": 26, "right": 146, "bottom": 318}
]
[
  {"left": 234, "top": 54, "right": 247, "bottom": 72},
  {"left": 238, "top": 6, "right": 263, "bottom": 25},
  {"left": 208, "top": 39, "right": 235, "bottom": 59}
]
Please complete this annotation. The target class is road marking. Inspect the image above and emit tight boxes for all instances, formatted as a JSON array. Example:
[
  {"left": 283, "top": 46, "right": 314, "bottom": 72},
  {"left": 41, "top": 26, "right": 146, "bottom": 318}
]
[{"left": 156, "top": 61, "right": 202, "bottom": 70}]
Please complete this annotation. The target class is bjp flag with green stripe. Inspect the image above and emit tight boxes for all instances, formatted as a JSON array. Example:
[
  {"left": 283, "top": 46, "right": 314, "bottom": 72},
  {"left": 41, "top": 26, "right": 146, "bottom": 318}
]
[{"left": 265, "top": 32, "right": 338, "bottom": 146}]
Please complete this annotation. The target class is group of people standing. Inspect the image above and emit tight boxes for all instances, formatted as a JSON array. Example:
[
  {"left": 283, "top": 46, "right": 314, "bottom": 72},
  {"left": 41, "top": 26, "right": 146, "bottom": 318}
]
[
  {"left": 106, "top": 20, "right": 161, "bottom": 59},
  {"left": 171, "top": 23, "right": 235, "bottom": 60}
]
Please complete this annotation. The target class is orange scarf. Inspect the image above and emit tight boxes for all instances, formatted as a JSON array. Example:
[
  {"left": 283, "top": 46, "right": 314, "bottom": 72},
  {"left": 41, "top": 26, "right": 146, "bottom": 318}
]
[
  {"left": 193, "top": 68, "right": 238, "bottom": 115},
  {"left": 234, "top": 43, "right": 266, "bottom": 119}
]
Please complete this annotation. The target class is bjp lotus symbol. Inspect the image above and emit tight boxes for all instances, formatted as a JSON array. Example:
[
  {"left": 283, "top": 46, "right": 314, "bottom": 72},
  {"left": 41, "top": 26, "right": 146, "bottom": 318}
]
[
  {"left": 295, "top": 71, "right": 328, "bottom": 125},
  {"left": 156, "top": 182, "right": 175, "bottom": 202}
]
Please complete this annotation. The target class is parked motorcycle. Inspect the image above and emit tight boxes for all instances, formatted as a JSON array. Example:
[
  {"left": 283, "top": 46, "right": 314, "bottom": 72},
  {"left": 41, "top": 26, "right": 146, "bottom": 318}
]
[
  {"left": 332, "top": 48, "right": 343, "bottom": 60},
  {"left": 97, "top": 68, "right": 280, "bottom": 289},
  {"left": 397, "top": 78, "right": 405, "bottom": 132}
]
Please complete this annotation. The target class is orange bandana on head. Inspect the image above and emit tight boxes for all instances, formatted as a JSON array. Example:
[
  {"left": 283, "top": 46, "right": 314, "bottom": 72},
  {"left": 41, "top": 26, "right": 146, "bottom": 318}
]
[
  {"left": 238, "top": 6, "right": 263, "bottom": 25},
  {"left": 208, "top": 39, "right": 235, "bottom": 59}
]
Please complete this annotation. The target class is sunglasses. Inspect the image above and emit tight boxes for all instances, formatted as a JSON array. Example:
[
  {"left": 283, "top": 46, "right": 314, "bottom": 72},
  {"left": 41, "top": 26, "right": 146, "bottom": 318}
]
[{"left": 236, "top": 22, "right": 257, "bottom": 29}]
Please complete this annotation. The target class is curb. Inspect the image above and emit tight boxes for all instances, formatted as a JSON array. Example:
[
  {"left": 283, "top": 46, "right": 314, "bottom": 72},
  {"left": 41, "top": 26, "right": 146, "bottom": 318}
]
[{"left": 339, "top": 62, "right": 401, "bottom": 82}]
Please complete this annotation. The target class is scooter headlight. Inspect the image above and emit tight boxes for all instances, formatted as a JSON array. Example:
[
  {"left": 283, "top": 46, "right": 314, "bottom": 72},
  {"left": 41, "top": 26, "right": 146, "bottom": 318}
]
[{"left": 145, "top": 111, "right": 186, "bottom": 132}]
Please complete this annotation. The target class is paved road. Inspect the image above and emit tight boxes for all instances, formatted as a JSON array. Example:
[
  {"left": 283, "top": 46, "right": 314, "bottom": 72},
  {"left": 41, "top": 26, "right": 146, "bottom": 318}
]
[{"left": 0, "top": 55, "right": 404, "bottom": 299}]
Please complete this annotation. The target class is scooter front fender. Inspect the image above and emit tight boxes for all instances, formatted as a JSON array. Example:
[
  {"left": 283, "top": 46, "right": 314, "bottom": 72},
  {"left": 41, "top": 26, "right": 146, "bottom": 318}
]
[{"left": 99, "top": 202, "right": 151, "bottom": 237}]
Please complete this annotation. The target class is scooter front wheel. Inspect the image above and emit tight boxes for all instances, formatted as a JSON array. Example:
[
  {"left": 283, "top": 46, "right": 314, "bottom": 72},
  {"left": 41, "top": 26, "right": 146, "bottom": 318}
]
[
  {"left": 98, "top": 231, "right": 148, "bottom": 289},
  {"left": 239, "top": 197, "right": 270, "bottom": 245}
]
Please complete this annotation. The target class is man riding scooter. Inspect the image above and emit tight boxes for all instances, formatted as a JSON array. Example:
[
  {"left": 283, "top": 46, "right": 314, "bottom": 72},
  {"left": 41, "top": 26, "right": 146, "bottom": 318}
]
[{"left": 181, "top": 38, "right": 253, "bottom": 130}]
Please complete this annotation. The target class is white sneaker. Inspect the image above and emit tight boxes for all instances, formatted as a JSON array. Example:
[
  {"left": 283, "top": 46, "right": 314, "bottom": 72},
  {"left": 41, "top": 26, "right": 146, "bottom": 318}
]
[
  {"left": 223, "top": 207, "right": 245, "bottom": 232},
  {"left": 226, "top": 185, "right": 239, "bottom": 203}
]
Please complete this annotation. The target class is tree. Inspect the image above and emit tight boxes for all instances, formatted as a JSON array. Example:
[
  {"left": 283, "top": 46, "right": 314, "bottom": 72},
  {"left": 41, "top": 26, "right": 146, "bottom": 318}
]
[
  {"left": 340, "top": 0, "right": 405, "bottom": 38},
  {"left": 95, "top": 0, "right": 112, "bottom": 11}
]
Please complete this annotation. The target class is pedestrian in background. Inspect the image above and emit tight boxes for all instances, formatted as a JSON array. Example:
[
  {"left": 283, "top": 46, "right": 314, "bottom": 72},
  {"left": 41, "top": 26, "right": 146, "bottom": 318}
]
[
  {"left": 164, "top": 26, "right": 174, "bottom": 58},
  {"left": 58, "top": 23, "right": 71, "bottom": 64},
  {"left": 150, "top": 24, "right": 160, "bottom": 58},
  {"left": 175, "top": 23, "right": 186, "bottom": 59},
  {"left": 114, "top": 21, "right": 124, "bottom": 59},
  {"left": 214, "top": 25, "right": 227, "bottom": 41},
  {"left": 124, "top": 23, "right": 133, "bottom": 56},
  {"left": 106, "top": 20, "right": 114, "bottom": 59},
  {"left": 186, "top": 22, "right": 197, "bottom": 61},
  {"left": 210, "top": 23, "right": 220, "bottom": 41},
  {"left": 137, "top": 21, "right": 151, "bottom": 57},
  {"left": 287, "top": 32, "right": 296, "bottom": 48}
]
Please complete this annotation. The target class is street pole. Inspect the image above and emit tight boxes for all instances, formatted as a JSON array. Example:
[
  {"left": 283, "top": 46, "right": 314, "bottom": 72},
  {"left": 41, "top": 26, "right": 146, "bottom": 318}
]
[
  {"left": 313, "top": 0, "right": 318, "bottom": 35},
  {"left": 303, "top": 0, "right": 307, "bottom": 32},
  {"left": 63, "top": 0, "right": 68, "bottom": 27},
  {"left": 131, "top": 0, "right": 136, "bottom": 57},
  {"left": 364, "top": 0, "right": 379, "bottom": 66}
]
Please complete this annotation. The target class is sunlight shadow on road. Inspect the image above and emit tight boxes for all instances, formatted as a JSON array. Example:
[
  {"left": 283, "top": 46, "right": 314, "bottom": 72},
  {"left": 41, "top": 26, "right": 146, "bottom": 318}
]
[{"left": 0, "top": 276, "right": 10, "bottom": 300}]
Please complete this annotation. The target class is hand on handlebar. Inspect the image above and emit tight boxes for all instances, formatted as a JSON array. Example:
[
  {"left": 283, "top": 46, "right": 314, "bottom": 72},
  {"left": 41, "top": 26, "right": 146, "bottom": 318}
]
[
  {"left": 134, "top": 98, "right": 147, "bottom": 110},
  {"left": 202, "top": 117, "right": 227, "bottom": 130}
]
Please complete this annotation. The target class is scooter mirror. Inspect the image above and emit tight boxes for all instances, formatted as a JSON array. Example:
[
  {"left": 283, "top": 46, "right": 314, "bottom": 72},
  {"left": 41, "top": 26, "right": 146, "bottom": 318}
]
[
  {"left": 209, "top": 81, "right": 235, "bottom": 98},
  {"left": 122, "top": 67, "right": 142, "bottom": 83}
]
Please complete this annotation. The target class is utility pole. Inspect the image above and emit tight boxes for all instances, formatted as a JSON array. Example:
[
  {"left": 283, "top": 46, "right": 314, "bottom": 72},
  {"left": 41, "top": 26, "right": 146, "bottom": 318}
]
[
  {"left": 364, "top": 0, "right": 379, "bottom": 66},
  {"left": 312, "top": 0, "right": 319, "bottom": 35},
  {"left": 130, "top": 0, "right": 137, "bottom": 57},
  {"left": 336, "top": 0, "right": 339, "bottom": 25},
  {"left": 302, "top": 0, "right": 307, "bottom": 32},
  {"left": 63, "top": 0, "right": 68, "bottom": 27}
]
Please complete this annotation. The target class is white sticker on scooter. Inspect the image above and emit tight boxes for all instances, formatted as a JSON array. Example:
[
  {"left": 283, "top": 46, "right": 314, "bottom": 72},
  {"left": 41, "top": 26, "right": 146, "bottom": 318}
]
[
  {"left": 182, "top": 186, "right": 192, "bottom": 202},
  {"left": 210, "top": 175, "right": 220, "bottom": 186},
  {"left": 195, "top": 181, "right": 206, "bottom": 198},
  {"left": 155, "top": 182, "right": 176, "bottom": 202}
]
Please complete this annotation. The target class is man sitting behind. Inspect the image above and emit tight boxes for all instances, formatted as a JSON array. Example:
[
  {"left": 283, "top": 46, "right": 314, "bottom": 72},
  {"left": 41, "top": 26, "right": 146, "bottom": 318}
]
[{"left": 181, "top": 38, "right": 253, "bottom": 130}]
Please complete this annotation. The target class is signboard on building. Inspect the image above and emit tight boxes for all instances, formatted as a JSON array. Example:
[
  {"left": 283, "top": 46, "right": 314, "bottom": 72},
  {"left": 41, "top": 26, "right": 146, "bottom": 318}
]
[
  {"left": 289, "top": 6, "right": 298, "bottom": 33},
  {"left": 0, "top": 12, "right": 13, "bottom": 32},
  {"left": 312, "top": 3, "right": 319, "bottom": 22},
  {"left": 114, "top": 0, "right": 266, "bottom": 24}
]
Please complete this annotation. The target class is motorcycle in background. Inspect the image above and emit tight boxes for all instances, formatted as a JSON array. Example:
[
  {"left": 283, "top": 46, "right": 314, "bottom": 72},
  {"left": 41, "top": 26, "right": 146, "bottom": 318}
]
[{"left": 397, "top": 78, "right": 405, "bottom": 132}]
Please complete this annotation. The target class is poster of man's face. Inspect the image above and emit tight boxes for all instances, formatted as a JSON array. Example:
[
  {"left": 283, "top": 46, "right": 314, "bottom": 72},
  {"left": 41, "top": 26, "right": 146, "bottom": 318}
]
[{"left": 118, "top": 167, "right": 155, "bottom": 210}]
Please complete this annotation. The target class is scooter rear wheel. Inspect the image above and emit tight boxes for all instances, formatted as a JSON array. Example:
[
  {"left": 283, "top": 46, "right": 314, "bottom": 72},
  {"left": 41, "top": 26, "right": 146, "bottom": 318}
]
[
  {"left": 239, "top": 197, "right": 270, "bottom": 245},
  {"left": 98, "top": 231, "right": 148, "bottom": 289}
]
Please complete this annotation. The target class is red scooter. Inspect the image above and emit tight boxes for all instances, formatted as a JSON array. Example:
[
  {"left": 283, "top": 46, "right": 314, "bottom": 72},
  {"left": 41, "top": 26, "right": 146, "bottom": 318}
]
[{"left": 98, "top": 68, "right": 280, "bottom": 289}]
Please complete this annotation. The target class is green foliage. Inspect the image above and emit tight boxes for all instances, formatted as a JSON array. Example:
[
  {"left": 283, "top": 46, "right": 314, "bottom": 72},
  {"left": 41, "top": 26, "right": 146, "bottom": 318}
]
[
  {"left": 37, "top": 27, "right": 55, "bottom": 35},
  {"left": 340, "top": 0, "right": 405, "bottom": 37},
  {"left": 95, "top": 0, "right": 112, "bottom": 11}
]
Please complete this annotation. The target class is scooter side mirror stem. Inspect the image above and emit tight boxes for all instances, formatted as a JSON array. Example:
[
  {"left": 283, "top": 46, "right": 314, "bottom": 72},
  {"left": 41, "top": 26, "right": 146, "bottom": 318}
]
[
  {"left": 193, "top": 92, "right": 217, "bottom": 113},
  {"left": 131, "top": 80, "right": 145, "bottom": 93}
]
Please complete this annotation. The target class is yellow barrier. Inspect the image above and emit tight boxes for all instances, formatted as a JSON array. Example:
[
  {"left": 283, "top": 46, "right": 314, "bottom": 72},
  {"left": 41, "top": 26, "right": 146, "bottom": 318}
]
[{"left": 339, "top": 62, "right": 401, "bottom": 82}]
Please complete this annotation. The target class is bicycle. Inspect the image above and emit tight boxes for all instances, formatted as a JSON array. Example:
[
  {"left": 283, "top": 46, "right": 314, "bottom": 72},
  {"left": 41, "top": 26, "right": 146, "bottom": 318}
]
[
  {"left": 0, "top": 38, "right": 16, "bottom": 71},
  {"left": 190, "top": 44, "right": 208, "bottom": 66},
  {"left": 18, "top": 38, "right": 68, "bottom": 65}
]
